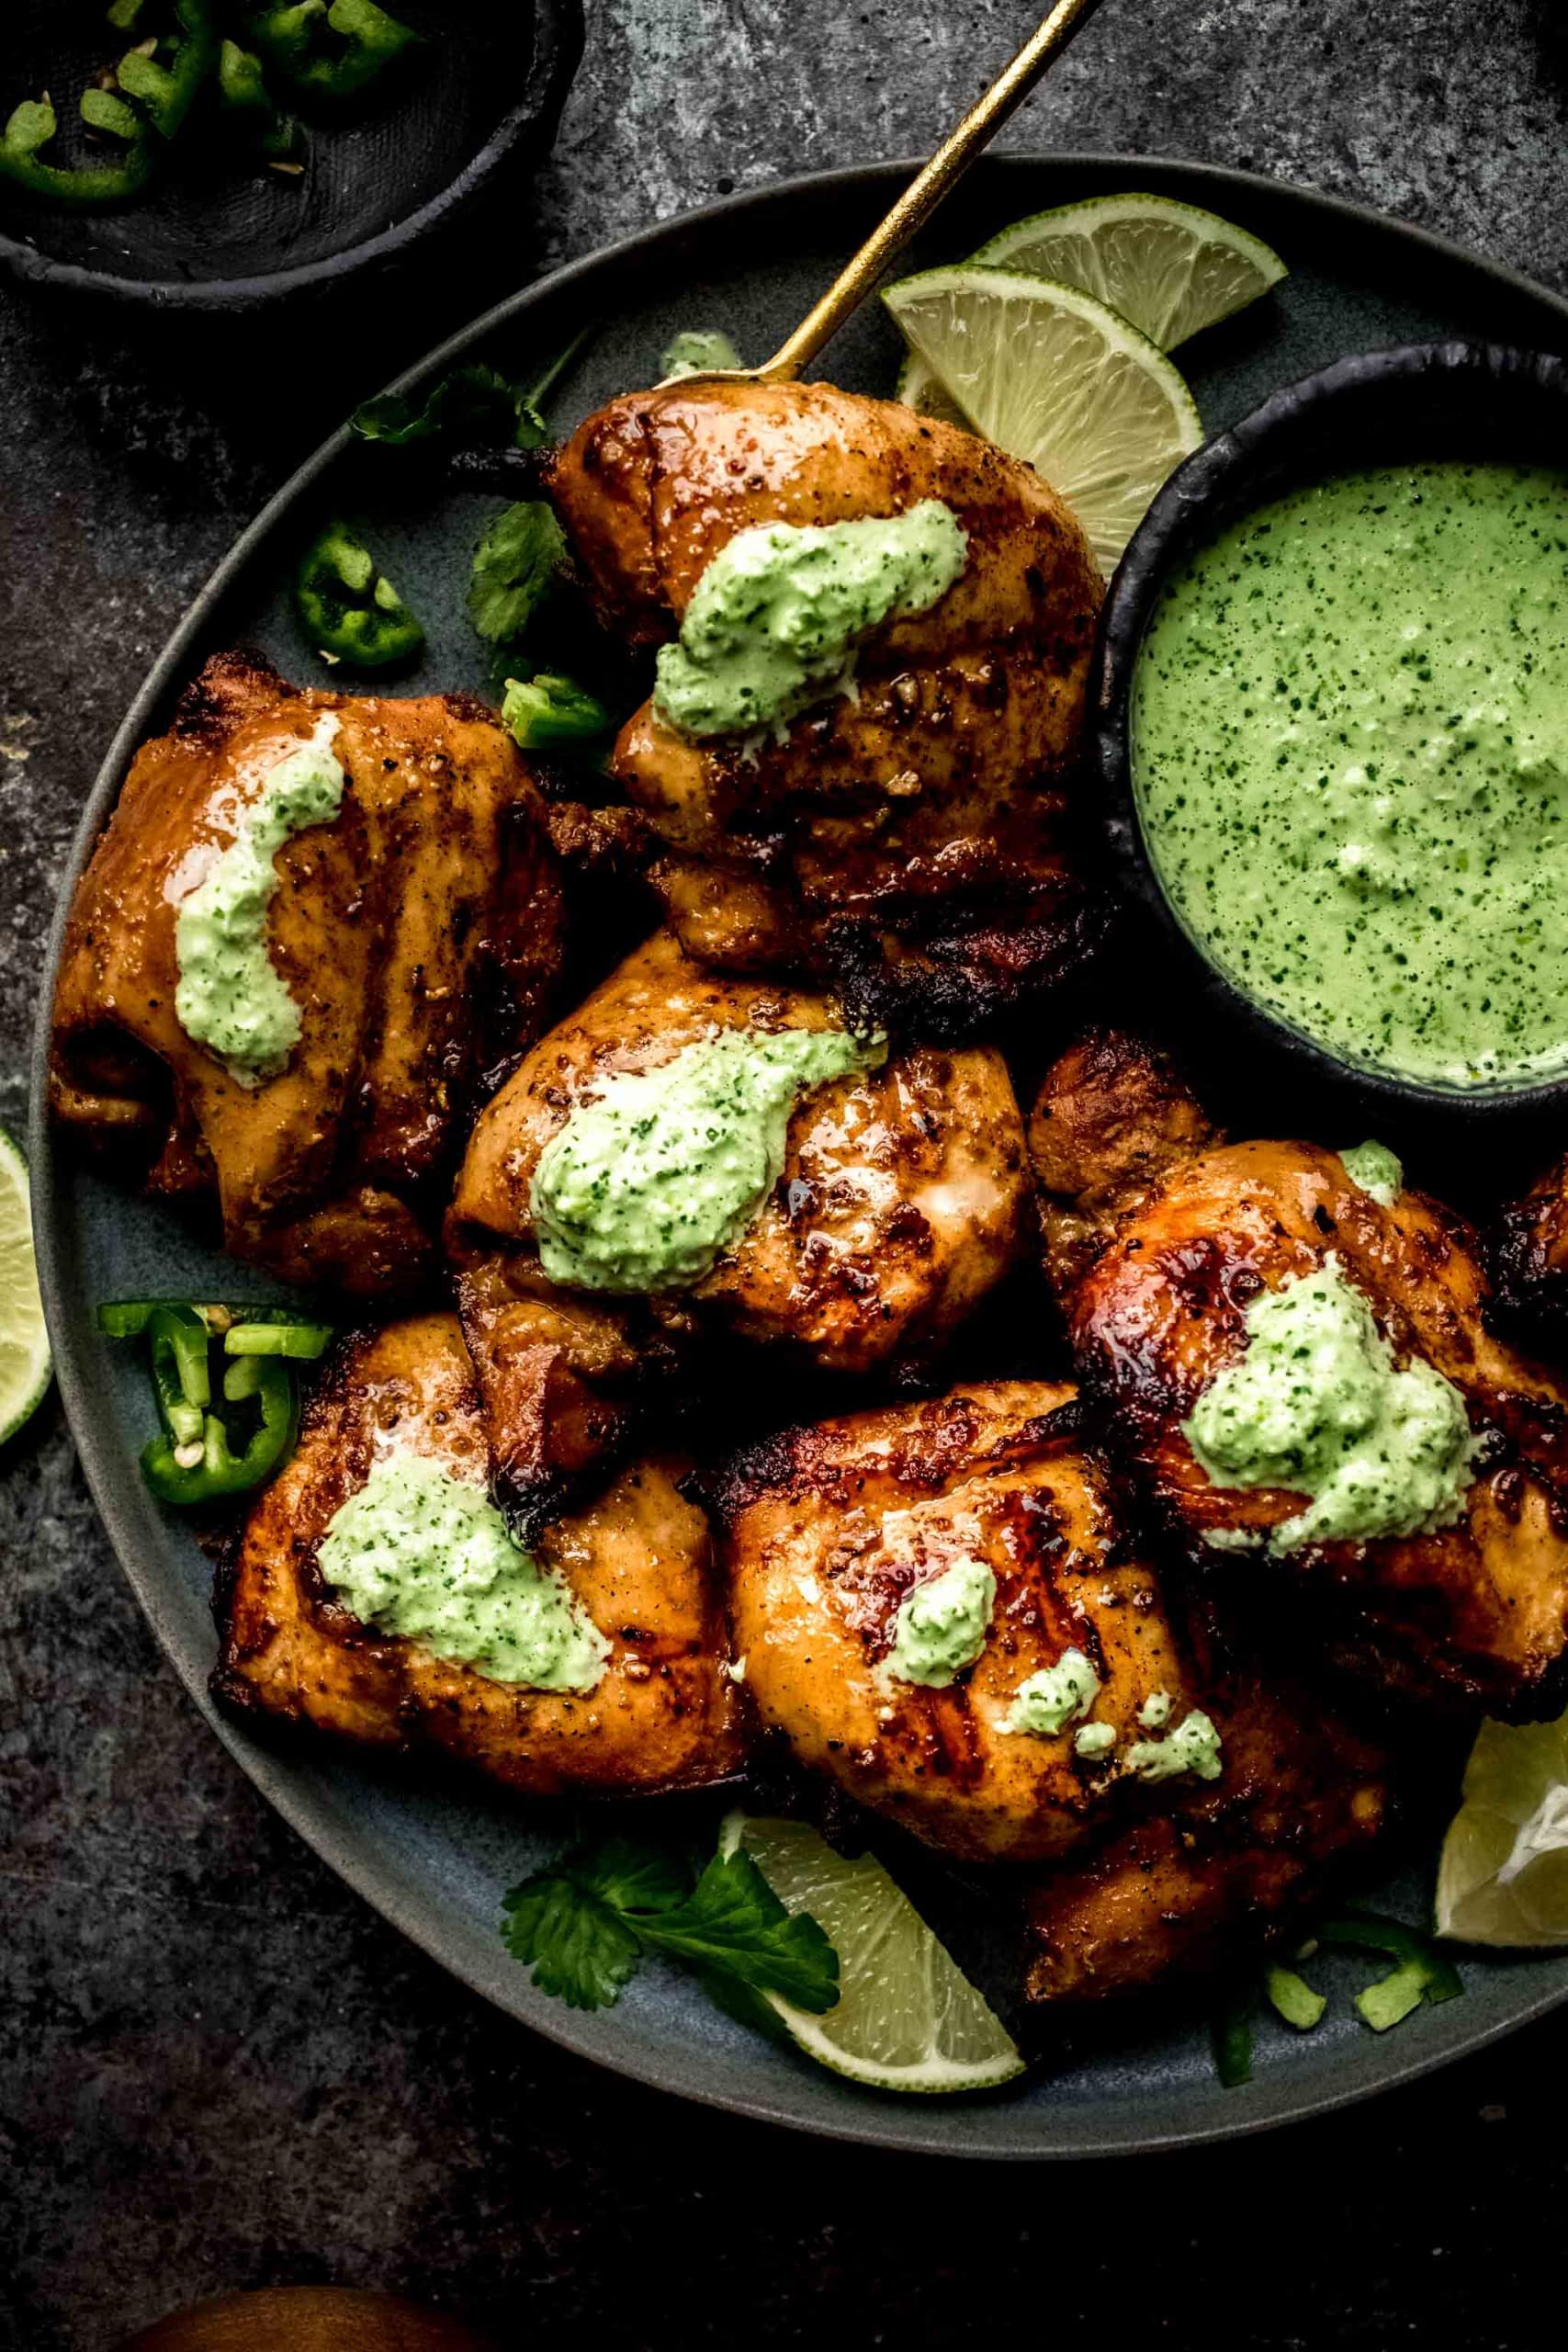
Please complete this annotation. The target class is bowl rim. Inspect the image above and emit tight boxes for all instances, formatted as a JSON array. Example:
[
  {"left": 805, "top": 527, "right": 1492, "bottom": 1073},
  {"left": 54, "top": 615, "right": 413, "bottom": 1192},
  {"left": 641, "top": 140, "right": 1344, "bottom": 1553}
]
[
  {"left": 0, "top": 0, "right": 584, "bottom": 311},
  {"left": 1091, "top": 336, "right": 1568, "bottom": 1123}
]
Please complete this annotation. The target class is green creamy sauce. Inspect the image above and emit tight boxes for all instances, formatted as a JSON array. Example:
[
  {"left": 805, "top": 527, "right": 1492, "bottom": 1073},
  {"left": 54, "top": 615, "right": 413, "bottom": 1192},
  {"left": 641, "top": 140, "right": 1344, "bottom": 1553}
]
[
  {"left": 317, "top": 1451, "right": 608, "bottom": 1690},
  {"left": 1132, "top": 462, "right": 1568, "bottom": 1089},
  {"left": 1340, "top": 1139, "right": 1403, "bottom": 1207},
  {"left": 1184, "top": 1257, "right": 1478, "bottom": 1551},
  {"left": 1005, "top": 1648, "right": 1100, "bottom": 1737},
  {"left": 1124, "top": 1709, "right": 1224, "bottom": 1783},
  {"left": 1074, "top": 1723, "right": 1117, "bottom": 1759},
  {"left": 660, "top": 329, "right": 742, "bottom": 379},
  {"left": 531, "top": 1024, "right": 885, "bottom": 1295},
  {"left": 653, "top": 501, "right": 968, "bottom": 739},
  {"left": 175, "top": 718, "right": 344, "bottom": 1086},
  {"left": 886, "top": 1555, "right": 996, "bottom": 1689}
]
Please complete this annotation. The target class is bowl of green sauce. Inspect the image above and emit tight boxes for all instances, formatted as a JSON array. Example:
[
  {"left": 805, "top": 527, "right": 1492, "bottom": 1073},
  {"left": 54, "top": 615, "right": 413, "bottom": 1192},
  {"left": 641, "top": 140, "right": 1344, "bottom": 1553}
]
[{"left": 1094, "top": 341, "right": 1568, "bottom": 1123}]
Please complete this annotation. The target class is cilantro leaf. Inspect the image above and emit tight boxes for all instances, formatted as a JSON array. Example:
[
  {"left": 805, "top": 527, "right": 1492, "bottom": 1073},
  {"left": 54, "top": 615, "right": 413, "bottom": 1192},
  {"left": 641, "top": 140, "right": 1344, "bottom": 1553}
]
[
  {"left": 352, "top": 365, "right": 523, "bottom": 448},
  {"left": 514, "top": 401, "right": 551, "bottom": 452},
  {"left": 500, "top": 1838, "right": 838, "bottom": 2022},
  {"left": 638, "top": 1851, "right": 840, "bottom": 2014},
  {"left": 694, "top": 1967, "right": 797, "bottom": 2045},
  {"left": 500, "top": 1872, "right": 642, "bottom": 2011},
  {"left": 352, "top": 333, "right": 587, "bottom": 451},
  {"left": 468, "top": 501, "right": 567, "bottom": 643},
  {"left": 559, "top": 1834, "right": 693, "bottom": 1917}
]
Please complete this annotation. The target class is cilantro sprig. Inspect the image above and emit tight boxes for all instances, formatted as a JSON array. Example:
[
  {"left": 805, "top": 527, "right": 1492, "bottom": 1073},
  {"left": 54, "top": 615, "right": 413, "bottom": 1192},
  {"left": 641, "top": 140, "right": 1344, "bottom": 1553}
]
[
  {"left": 501, "top": 1831, "right": 840, "bottom": 2019},
  {"left": 350, "top": 334, "right": 585, "bottom": 453},
  {"left": 352, "top": 364, "right": 544, "bottom": 450},
  {"left": 468, "top": 500, "right": 567, "bottom": 645}
]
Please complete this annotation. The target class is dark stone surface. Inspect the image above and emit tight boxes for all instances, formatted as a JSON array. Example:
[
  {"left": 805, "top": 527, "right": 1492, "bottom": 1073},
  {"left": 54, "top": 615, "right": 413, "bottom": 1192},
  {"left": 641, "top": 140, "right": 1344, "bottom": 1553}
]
[{"left": 5, "top": 3, "right": 1568, "bottom": 2343}]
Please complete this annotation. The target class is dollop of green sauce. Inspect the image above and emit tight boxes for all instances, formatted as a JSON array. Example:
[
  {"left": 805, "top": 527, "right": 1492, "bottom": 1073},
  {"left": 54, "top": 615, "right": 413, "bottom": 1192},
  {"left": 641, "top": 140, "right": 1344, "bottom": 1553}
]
[
  {"left": 1340, "top": 1139, "right": 1403, "bottom": 1207},
  {"left": 1004, "top": 1648, "right": 1100, "bottom": 1736},
  {"left": 886, "top": 1555, "right": 996, "bottom": 1690},
  {"left": 532, "top": 1024, "right": 884, "bottom": 1295},
  {"left": 653, "top": 501, "right": 968, "bottom": 739},
  {"left": 317, "top": 1451, "right": 609, "bottom": 1691},
  {"left": 1125, "top": 1708, "right": 1224, "bottom": 1782},
  {"left": 1184, "top": 1258, "right": 1478, "bottom": 1551},
  {"left": 1132, "top": 462, "right": 1568, "bottom": 1090},
  {"left": 1074, "top": 1723, "right": 1117, "bottom": 1759},
  {"left": 660, "top": 328, "right": 742, "bottom": 379},
  {"left": 175, "top": 718, "right": 344, "bottom": 1086}
]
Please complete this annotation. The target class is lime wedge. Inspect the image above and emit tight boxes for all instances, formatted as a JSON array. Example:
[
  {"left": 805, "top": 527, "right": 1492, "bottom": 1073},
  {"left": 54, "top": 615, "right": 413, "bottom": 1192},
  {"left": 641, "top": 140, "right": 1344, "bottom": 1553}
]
[
  {"left": 720, "top": 1812, "right": 1024, "bottom": 2093},
  {"left": 971, "top": 192, "right": 1286, "bottom": 351},
  {"left": 0, "top": 1126, "right": 51, "bottom": 1444},
  {"left": 1437, "top": 1713, "right": 1568, "bottom": 1946},
  {"left": 886, "top": 266, "right": 1203, "bottom": 571}
]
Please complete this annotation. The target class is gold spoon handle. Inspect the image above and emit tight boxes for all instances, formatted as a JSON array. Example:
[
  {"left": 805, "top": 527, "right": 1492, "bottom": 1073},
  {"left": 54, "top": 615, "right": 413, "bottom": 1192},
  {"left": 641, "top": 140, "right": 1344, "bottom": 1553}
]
[{"left": 760, "top": 0, "right": 1111, "bottom": 382}]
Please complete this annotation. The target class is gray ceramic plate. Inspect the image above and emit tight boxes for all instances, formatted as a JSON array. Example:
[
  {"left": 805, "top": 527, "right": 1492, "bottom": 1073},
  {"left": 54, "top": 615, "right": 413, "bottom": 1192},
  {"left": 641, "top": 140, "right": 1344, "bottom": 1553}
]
[{"left": 29, "top": 155, "right": 1568, "bottom": 2160}]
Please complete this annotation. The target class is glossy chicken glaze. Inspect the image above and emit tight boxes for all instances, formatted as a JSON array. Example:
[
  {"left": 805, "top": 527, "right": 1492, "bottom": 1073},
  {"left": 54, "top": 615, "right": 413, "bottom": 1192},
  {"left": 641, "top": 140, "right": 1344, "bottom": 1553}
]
[
  {"left": 1033, "top": 1037, "right": 1568, "bottom": 1718},
  {"left": 448, "top": 930, "right": 1030, "bottom": 1514},
  {"left": 214, "top": 1313, "right": 745, "bottom": 1796},
  {"left": 549, "top": 379, "right": 1104, "bottom": 1036},
  {"left": 721, "top": 1381, "right": 1196, "bottom": 1863},
  {"left": 51, "top": 654, "right": 563, "bottom": 1296}
]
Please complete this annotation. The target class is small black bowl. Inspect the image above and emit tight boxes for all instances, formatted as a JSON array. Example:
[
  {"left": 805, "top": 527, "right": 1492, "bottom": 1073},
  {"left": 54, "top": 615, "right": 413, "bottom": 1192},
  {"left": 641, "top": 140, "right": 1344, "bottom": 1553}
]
[
  {"left": 0, "top": 0, "right": 581, "bottom": 311},
  {"left": 1092, "top": 340, "right": 1568, "bottom": 1148}
]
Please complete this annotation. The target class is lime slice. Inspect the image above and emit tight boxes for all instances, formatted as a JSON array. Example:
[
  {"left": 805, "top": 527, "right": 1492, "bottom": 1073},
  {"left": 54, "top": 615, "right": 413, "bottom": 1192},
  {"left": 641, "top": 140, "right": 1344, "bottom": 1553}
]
[
  {"left": 720, "top": 1812, "right": 1024, "bottom": 2093},
  {"left": 885, "top": 266, "right": 1203, "bottom": 571},
  {"left": 0, "top": 1126, "right": 51, "bottom": 1444},
  {"left": 971, "top": 192, "right": 1286, "bottom": 351},
  {"left": 1438, "top": 1713, "right": 1568, "bottom": 1946}
]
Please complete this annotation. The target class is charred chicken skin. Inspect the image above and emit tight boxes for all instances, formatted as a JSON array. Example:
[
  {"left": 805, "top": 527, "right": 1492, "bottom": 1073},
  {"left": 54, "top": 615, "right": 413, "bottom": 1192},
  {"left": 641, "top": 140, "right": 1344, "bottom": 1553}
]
[
  {"left": 722, "top": 1381, "right": 1194, "bottom": 1863},
  {"left": 1495, "top": 1156, "right": 1568, "bottom": 1339},
  {"left": 448, "top": 929, "right": 1030, "bottom": 1513},
  {"left": 547, "top": 379, "right": 1103, "bottom": 1036},
  {"left": 214, "top": 1312, "right": 745, "bottom": 1796},
  {"left": 1031, "top": 1032, "right": 1568, "bottom": 1719},
  {"left": 51, "top": 653, "right": 564, "bottom": 1297}
]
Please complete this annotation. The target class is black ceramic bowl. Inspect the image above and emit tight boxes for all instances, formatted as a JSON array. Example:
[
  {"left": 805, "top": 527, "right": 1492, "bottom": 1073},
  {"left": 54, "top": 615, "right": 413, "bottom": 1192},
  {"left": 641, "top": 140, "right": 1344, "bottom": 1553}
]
[
  {"left": 0, "top": 0, "right": 581, "bottom": 310},
  {"left": 1092, "top": 340, "right": 1568, "bottom": 1145}
]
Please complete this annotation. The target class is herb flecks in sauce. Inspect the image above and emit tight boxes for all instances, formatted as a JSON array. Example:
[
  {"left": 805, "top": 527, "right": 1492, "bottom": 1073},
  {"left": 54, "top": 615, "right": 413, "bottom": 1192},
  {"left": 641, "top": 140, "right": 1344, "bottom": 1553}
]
[
  {"left": 1184, "top": 1257, "right": 1478, "bottom": 1551},
  {"left": 1133, "top": 462, "right": 1568, "bottom": 1090},
  {"left": 1004, "top": 1648, "right": 1100, "bottom": 1736},
  {"left": 317, "top": 1451, "right": 609, "bottom": 1691},
  {"left": 886, "top": 1555, "right": 996, "bottom": 1689},
  {"left": 660, "top": 329, "right": 742, "bottom": 379},
  {"left": 654, "top": 502, "right": 968, "bottom": 739},
  {"left": 1074, "top": 1723, "right": 1117, "bottom": 1759},
  {"left": 1125, "top": 1708, "right": 1224, "bottom": 1782},
  {"left": 175, "top": 715, "right": 344, "bottom": 1086},
  {"left": 531, "top": 1024, "right": 886, "bottom": 1295},
  {"left": 1340, "top": 1139, "right": 1404, "bottom": 1207}
]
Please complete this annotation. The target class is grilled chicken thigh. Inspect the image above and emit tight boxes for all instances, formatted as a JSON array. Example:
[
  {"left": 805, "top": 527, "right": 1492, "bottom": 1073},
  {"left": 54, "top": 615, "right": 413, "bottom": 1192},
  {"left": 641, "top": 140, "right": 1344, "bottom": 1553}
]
[
  {"left": 1031, "top": 1033, "right": 1568, "bottom": 1717},
  {"left": 722, "top": 1381, "right": 1196, "bottom": 1862},
  {"left": 548, "top": 379, "right": 1103, "bottom": 1035},
  {"left": 448, "top": 929, "right": 1030, "bottom": 1515},
  {"left": 214, "top": 1313, "right": 745, "bottom": 1795},
  {"left": 51, "top": 653, "right": 563, "bottom": 1296}
]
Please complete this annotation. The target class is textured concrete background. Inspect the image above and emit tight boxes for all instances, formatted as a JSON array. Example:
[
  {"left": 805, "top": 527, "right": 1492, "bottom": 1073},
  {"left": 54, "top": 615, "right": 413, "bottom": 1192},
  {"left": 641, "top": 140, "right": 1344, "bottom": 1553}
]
[{"left": 6, "top": 3, "right": 1568, "bottom": 2345}]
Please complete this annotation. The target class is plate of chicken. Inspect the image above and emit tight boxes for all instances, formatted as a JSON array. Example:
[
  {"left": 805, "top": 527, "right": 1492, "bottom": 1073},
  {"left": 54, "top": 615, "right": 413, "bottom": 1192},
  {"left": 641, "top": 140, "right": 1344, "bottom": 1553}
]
[{"left": 29, "top": 153, "right": 1568, "bottom": 2157}]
